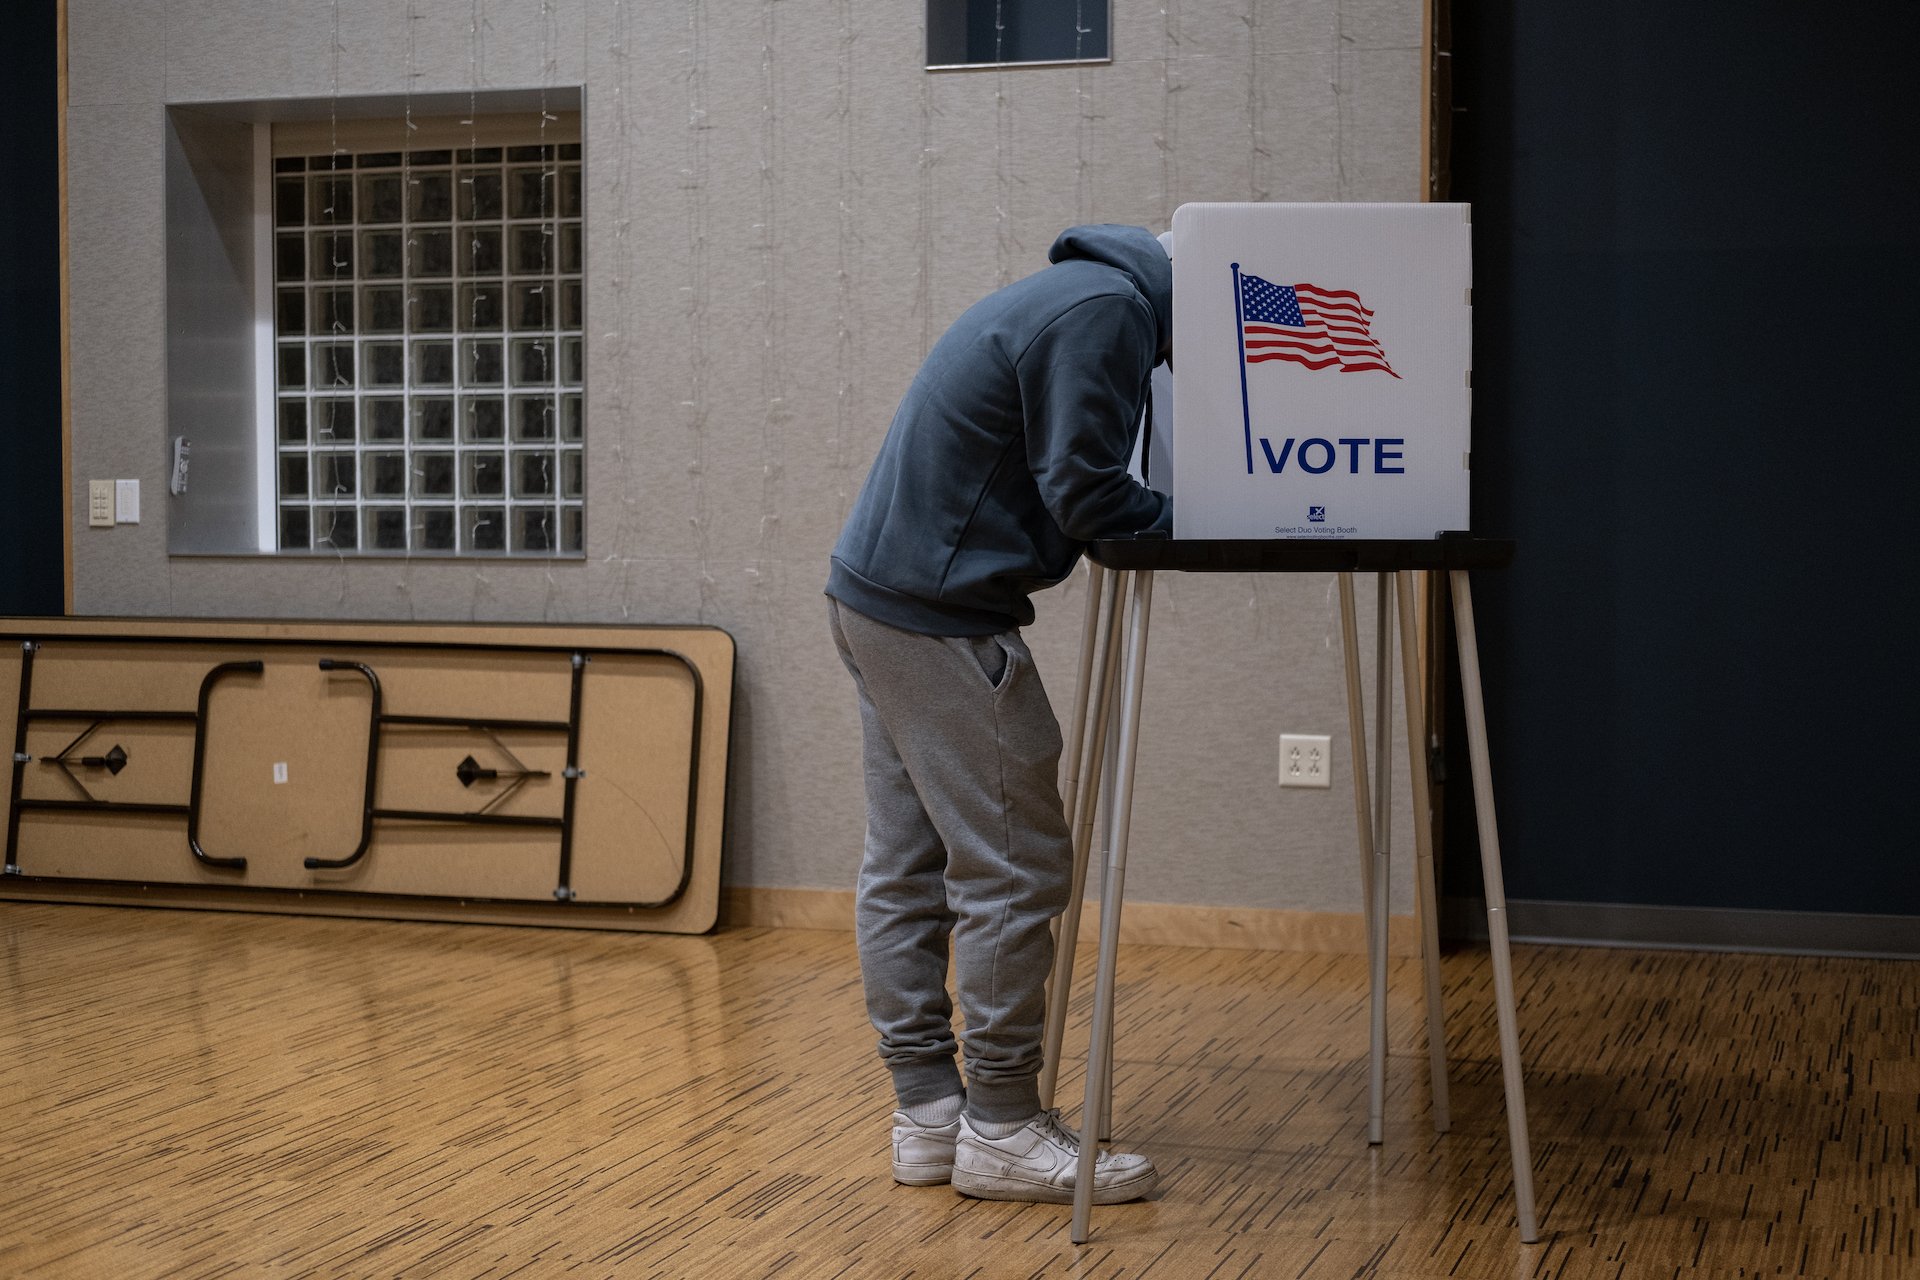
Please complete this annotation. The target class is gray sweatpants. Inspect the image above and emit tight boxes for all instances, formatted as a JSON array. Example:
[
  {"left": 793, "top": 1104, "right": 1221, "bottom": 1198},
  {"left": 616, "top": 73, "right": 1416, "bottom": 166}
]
[{"left": 827, "top": 597, "right": 1073, "bottom": 1124}]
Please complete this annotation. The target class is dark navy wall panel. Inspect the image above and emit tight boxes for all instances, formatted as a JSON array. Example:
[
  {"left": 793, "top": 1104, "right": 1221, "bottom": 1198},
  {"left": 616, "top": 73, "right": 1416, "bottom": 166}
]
[
  {"left": 1448, "top": 2, "right": 1920, "bottom": 915},
  {"left": 1, "top": 1, "right": 64, "bottom": 616}
]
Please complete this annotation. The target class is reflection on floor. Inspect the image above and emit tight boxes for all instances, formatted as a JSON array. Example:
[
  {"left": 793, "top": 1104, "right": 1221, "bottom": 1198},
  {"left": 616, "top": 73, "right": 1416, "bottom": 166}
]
[{"left": 0, "top": 903, "right": 1911, "bottom": 1278}]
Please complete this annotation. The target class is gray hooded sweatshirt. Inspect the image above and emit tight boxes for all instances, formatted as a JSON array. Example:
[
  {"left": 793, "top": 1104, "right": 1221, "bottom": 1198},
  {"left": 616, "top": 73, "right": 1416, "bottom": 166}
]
[{"left": 826, "top": 224, "right": 1172, "bottom": 637}]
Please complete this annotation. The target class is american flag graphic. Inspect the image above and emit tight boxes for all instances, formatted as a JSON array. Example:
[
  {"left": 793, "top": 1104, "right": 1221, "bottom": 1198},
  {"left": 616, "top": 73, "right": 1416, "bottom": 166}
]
[{"left": 1237, "top": 270, "right": 1399, "bottom": 378}]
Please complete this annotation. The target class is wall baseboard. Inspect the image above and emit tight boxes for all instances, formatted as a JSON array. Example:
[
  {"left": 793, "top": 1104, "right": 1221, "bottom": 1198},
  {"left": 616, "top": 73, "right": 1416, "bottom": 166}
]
[
  {"left": 721, "top": 886, "right": 1418, "bottom": 955},
  {"left": 1443, "top": 896, "right": 1920, "bottom": 959},
  {"left": 727, "top": 887, "right": 1920, "bottom": 959}
]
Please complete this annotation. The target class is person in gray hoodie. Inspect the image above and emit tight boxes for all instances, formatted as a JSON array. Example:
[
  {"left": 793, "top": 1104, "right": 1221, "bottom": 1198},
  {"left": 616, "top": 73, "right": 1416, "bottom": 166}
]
[{"left": 826, "top": 224, "right": 1169, "bottom": 1205}]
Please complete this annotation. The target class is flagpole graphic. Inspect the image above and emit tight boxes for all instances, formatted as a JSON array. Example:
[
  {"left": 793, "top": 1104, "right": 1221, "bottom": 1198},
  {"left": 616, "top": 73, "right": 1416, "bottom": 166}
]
[{"left": 1231, "top": 262, "right": 1254, "bottom": 475}]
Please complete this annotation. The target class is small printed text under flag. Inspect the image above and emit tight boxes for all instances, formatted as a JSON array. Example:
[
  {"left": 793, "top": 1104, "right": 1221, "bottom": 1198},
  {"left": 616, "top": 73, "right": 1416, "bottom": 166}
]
[{"left": 1237, "top": 271, "right": 1398, "bottom": 378}]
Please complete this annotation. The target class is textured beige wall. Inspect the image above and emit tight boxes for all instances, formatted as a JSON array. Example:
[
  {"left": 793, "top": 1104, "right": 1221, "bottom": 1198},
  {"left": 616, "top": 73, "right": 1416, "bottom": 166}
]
[{"left": 66, "top": 0, "right": 1429, "bottom": 913}]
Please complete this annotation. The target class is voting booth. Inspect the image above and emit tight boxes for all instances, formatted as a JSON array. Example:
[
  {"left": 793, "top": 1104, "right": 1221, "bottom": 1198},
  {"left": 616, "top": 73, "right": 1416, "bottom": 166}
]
[
  {"left": 1160, "top": 202, "right": 1472, "bottom": 539},
  {"left": 1060, "top": 203, "right": 1538, "bottom": 1244}
]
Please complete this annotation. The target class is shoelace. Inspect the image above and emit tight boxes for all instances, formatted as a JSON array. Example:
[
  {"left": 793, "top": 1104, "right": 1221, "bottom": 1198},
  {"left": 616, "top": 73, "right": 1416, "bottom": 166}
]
[{"left": 1035, "top": 1109, "right": 1083, "bottom": 1156}]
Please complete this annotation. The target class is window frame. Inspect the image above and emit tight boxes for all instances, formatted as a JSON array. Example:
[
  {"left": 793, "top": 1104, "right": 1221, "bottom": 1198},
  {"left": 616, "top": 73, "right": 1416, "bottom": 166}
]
[
  {"left": 259, "top": 119, "right": 585, "bottom": 558},
  {"left": 923, "top": 0, "right": 1113, "bottom": 71}
]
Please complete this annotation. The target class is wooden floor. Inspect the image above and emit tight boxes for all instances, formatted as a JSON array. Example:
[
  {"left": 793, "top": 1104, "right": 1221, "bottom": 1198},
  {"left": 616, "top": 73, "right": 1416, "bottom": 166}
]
[{"left": 0, "top": 904, "right": 1912, "bottom": 1279}]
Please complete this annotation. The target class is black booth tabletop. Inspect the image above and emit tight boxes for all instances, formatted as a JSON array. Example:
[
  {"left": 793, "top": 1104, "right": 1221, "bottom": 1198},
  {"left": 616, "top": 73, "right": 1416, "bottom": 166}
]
[{"left": 1085, "top": 533, "right": 1514, "bottom": 574}]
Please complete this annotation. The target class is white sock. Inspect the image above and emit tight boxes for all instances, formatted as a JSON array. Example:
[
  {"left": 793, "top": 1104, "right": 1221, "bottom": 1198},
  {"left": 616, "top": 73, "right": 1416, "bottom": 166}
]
[
  {"left": 904, "top": 1093, "right": 964, "bottom": 1126},
  {"left": 968, "top": 1113, "right": 1037, "bottom": 1139}
]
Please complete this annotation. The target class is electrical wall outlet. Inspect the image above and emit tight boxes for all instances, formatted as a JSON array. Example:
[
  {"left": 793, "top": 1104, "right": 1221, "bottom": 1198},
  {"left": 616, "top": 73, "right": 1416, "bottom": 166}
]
[
  {"left": 88, "top": 481, "right": 114, "bottom": 528},
  {"left": 1280, "top": 733, "right": 1332, "bottom": 788}
]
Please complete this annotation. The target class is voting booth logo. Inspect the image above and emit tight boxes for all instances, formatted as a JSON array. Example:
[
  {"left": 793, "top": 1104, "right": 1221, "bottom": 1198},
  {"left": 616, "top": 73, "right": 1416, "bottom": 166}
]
[{"left": 1169, "top": 202, "right": 1474, "bottom": 540}]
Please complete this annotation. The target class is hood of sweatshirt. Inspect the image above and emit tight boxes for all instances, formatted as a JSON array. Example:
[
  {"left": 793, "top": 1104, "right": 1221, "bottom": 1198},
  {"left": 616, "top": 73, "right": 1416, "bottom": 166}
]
[{"left": 1047, "top": 224, "right": 1173, "bottom": 360}]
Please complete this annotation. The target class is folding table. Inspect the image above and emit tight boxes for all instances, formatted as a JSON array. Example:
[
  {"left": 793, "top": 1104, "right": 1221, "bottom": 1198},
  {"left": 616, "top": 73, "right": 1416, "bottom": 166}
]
[{"left": 1036, "top": 535, "right": 1539, "bottom": 1244}]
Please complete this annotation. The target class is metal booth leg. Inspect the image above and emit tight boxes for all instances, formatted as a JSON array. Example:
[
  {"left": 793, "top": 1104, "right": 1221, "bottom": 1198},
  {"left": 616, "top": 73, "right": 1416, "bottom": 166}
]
[
  {"left": 1396, "top": 573, "right": 1452, "bottom": 1132},
  {"left": 1041, "top": 564, "right": 1106, "bottom": 1106},
  {"left": 1336, "top": 575, "right": 1377, "bottom": 956},
  {"left": 1041, "top": 566, "right": 1126, "bottom": 1110},
  {"left": 1448, "top": 569, "right": 1541, "bottom": 1243},
  {"left": 1070, "top": 568, "right": 1154, "bottom": 1245},
  {"left": 1336, "top": 574, "right": 1386, "bottom": 1144},
  {"left": 1092, "top": 635, "right": 1124, "bottom": 1143},
  {"left": 1059, "top": 564, "right": 1106, "bottom": 839},
  {"left": 1366, "top": 573, "right": 1394, "bottom": 1144}
]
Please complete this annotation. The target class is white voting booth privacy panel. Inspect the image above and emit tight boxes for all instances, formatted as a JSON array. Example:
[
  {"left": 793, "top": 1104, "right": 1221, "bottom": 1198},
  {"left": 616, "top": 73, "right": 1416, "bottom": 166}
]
[{"left": 1168, "top": 203, "right": 1472, "bottom": 540}]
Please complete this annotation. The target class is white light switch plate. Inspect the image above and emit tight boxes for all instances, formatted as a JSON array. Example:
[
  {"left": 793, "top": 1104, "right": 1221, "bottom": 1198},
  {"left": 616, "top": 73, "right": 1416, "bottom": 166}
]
[
  {"left": 115, "top": 479, "right": 140, "bottom": 524},
  {"left": 88, "top": 481, "right": 114, "bottom": 528}
]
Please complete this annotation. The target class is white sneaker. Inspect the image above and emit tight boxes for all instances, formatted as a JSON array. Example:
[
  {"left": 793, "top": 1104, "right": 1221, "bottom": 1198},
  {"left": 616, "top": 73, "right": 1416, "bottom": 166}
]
[
  {"left": 891, "top": 1110, "right": 962, "bottom": 1185},
  {"left": 951, "top": 1110, "right": 1159, "bottom": 1205}
]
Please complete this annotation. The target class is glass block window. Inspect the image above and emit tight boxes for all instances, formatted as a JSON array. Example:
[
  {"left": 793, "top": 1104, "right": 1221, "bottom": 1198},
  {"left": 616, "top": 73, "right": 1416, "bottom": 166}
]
[{"left": 272, "top": 144, "right": 584, "bottom": 555}]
